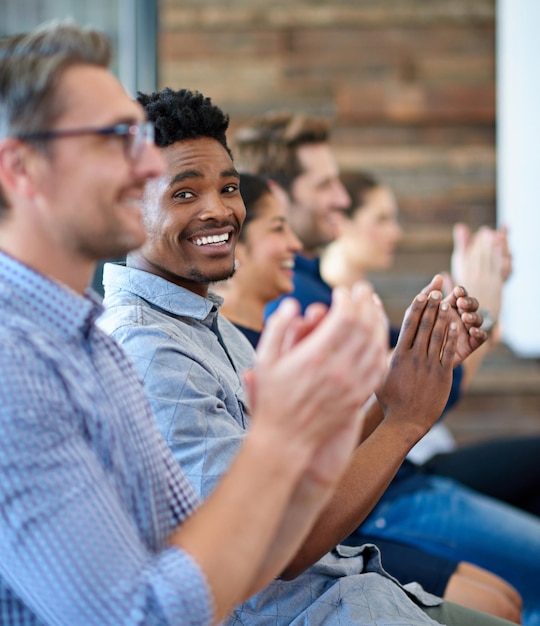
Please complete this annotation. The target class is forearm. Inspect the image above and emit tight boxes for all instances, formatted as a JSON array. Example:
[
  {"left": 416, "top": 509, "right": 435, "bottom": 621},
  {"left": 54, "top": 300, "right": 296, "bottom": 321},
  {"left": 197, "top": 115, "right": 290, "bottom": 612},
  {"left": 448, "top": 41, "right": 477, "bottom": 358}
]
[
  {"left": 0, "top": 438, "right": 212, "bottom": 625},
  {"left": 168, "top": 430, "right": 325, "bottom": 623},
  {"left": 281, "top": 419, "right": 419, "bottom": 577},
  {"left": 244, "top": 465, "right": 338, "bottom": 591},
  {"left": 460, "top": 337, "right": 494, "bottom": 389},
  {"left": 356, "top": 394, "right": 385, "bottom": 442},
  {"left": 279, "top": 287, "right": 459, "bottom": 577}
]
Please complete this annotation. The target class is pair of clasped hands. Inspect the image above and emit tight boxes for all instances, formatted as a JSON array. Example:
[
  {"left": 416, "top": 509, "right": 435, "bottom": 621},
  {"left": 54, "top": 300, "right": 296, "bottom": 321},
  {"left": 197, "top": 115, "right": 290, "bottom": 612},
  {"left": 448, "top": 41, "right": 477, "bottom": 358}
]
[{"left": 245, "top": 274, "right": 487, "bottom": 491}]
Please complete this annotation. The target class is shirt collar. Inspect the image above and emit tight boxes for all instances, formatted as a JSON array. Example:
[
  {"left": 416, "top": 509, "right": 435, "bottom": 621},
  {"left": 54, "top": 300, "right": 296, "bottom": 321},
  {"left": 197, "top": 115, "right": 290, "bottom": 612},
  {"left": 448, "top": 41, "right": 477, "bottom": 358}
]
[
  {"left": 102, "top": 263, "right": 223, "bottom": 323},
  {"left": 0, "top": 251, "right": 103, "bottom": 341}
]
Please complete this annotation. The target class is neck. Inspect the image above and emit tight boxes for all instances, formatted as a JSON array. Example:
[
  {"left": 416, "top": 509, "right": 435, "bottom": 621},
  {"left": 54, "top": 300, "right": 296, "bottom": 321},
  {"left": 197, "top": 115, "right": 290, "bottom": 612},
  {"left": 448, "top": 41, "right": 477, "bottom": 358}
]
[
  {"left": 216, "top": 279, "right": 265, "bottom": 332},
  {"left": 300, "top": 246, "right": 321, "bottom": 259},
  {"left": 320, "top": 240, "right": 366, "bottom": 289},
  {"left": 0, "top": 230, "right": 94, "bottom": 295},
  {"left": 127, "top": 251, "right": 209, "bottom": 298}
]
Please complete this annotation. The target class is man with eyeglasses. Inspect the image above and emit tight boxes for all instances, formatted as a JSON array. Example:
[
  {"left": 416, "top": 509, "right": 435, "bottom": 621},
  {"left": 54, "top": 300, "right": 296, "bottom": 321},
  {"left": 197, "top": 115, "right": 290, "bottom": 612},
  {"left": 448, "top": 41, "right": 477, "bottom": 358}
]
[
  {"left": 15, "top": 120, "right": 155, "bottom": 162},
  {"left": 14, "top": 120, "right": 156, "bottom": 298},
  {"left": 0, "top": 21, "right": 395, "bottom": 625}
]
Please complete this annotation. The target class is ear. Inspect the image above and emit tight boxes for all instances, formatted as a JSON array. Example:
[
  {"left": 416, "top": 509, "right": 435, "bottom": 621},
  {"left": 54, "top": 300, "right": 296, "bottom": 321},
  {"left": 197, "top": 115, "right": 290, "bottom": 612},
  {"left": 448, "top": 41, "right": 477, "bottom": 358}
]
[{"left": 0, "top": 138, "right": 41, "bottom": 203}]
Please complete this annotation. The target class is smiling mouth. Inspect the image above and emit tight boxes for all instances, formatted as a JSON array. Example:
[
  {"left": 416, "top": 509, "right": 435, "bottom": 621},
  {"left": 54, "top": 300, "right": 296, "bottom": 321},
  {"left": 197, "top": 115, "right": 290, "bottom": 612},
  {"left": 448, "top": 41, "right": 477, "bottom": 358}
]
[
  {"left": 280, "top": 259, "right": 295, "bottom": 269},
  {"left": 191, "top": 232, "right": 231, "bottom": 247}
]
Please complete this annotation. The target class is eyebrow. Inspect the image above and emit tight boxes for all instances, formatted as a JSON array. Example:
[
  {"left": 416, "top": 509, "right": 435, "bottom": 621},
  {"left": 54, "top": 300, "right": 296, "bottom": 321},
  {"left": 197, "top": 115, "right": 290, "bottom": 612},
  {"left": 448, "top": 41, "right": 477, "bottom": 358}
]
[
  {"left": 169, "top": 167, "right": 239, "bottom": 188},
  {"left": 107, "top": 115, "right": 142, "bottom": 127}
]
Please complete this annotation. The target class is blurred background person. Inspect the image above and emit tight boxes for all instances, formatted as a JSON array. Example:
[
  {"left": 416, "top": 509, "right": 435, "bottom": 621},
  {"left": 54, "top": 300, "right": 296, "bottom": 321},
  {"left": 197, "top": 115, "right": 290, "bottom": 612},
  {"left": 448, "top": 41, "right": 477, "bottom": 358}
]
[
  {"left": 214, "top": 173, "right": 302, "bottom": 347},
  {"left": 213, "top": 172, "right": 523, "bottom": 621},
  {"left": 321, "top": 170, "right": 540, "bottom": 517}
]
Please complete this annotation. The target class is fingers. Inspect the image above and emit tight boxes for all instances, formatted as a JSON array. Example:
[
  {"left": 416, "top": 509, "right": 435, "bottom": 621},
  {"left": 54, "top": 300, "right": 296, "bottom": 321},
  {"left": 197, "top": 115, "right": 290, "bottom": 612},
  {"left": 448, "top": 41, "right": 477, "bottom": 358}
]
[
  {"left": 258, "top": 283, "right": 388, "bottom": 425},
  {"left": 281, "top": 302, "right": 328, "bottom": 353},
  {"left": 398, "top": 292, "right": 428, "bottom": 349},
  {"left": 453, "top": 222, "right": 471, "bottom": 254},
  {"left": 323, "top": 284, "right": 387, "bottom": 401},
  {"left": 495, "top": 225, "right": 513, "bottom": 282},
  {"left": 256, "top": 298, "right": 300, "bottom": 363},
  {"left": 420, "top": 273, "right": 444, "bottom": 296},
  {"left": 397, "top": 291, "right": 435, "bottom": 350},
  {"left": 467, "top": 325, "right": 489, "bottom": 351},
  {"left": 242, "top": 369, "right": 256, "bottom": 415},
  {"left": 398, "top": 289, "right": 458, "bottom": 366},
  {"left": 443, "top": 284, "right": 470, "bottom": 309},
  {"left": 423, "top": 299, "right": 458, "bottom": 369},
  {"left": 440, "top": 322, "right": 458, "bottom": 369},
  {"left": 412, "top": 291, "right": 445, "bottom": 356},
  {"left": 460, "top": 308, "right": 483, "bottom": 330},
  {"left": 304, "top": 302, "right": 328, "bottom": 324},
  {"left": 455, "top": 292, "right": 479, "bottom": 314},
  {"left": 370, "top": 291, "right": 390, "bottom": 348}
]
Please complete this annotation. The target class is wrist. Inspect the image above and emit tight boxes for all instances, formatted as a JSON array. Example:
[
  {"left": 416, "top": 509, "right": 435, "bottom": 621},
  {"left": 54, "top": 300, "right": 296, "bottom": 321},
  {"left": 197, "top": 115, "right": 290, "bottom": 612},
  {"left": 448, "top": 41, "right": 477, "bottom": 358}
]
[
  {"left": 377, "top": 414, "right": 430, "bottom": 451},
  {"left": 478, "top": 309, "right": 498, "bottom": 337},
  {"left": 245, "top": 422, "right": 312, "bottom": 482}
]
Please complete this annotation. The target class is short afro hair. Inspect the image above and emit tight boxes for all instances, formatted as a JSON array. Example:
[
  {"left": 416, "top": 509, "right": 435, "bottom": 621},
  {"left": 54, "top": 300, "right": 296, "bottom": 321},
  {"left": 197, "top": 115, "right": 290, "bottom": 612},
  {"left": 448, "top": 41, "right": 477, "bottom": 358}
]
[{"left": 137, "top": 87, "right": 232, "bottom": 158}]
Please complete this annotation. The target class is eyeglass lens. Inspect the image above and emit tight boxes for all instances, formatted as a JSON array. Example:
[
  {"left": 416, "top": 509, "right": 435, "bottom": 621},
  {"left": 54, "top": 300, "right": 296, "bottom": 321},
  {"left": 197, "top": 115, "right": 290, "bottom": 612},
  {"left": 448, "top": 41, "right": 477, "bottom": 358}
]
[{"left": 126, "top": 123, "right": 155, "bottom": 160}]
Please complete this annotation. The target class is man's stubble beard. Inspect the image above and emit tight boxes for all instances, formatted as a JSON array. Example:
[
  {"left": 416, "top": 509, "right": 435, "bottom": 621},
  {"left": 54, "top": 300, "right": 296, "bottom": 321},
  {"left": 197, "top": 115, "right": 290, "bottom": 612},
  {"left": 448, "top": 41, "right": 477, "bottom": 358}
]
[{"left": 187, "top": 263, "right": 236, "bottom": 285}]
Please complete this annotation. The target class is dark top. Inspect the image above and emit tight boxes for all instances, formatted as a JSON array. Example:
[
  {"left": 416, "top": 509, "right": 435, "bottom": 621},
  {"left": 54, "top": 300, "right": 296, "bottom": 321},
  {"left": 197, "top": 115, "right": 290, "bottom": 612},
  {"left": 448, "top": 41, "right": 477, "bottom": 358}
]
[{"left": 232, "top": 323, "right": 262, "bottom": 349}]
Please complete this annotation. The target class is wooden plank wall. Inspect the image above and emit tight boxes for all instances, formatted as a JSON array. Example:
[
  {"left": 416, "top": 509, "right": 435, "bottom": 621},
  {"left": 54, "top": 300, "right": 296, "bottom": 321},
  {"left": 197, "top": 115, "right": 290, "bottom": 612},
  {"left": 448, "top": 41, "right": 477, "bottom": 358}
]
[{"left": 158, "top": 0, "right": 540, "bottom": 444}]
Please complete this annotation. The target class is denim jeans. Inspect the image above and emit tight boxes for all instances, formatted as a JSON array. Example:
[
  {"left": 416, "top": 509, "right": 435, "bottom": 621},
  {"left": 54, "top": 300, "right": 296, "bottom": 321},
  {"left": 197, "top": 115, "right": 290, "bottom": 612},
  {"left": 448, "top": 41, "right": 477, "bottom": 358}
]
[{"left": 359, "top": 475, "right": 540, "bottom": 626}]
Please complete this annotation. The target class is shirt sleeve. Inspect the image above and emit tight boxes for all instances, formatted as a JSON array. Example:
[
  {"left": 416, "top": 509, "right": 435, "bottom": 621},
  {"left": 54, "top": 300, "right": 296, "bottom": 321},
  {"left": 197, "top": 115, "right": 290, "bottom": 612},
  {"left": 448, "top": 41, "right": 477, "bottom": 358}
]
[
  {"left": 0, "top": 339, "right": 214, "bottom": 626},
  {"left": 110, "top": 322, "right": 248, "bottom": 501}
]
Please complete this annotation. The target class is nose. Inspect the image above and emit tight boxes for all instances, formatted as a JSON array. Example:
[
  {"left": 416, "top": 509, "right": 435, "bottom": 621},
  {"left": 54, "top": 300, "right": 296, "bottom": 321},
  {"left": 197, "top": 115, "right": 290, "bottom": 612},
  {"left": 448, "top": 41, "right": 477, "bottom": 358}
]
[
  {"left": 334, "top": 179, "right": 351, "bottom": 210},
  {"left": 133, "top": 142, "right": 165, "bottom": 180},
  {"left": 287, "top": 227, "right": 303, "bottom": 252},
  {"left": 199, "top": 192, "right": 235, "bottom": 221}
]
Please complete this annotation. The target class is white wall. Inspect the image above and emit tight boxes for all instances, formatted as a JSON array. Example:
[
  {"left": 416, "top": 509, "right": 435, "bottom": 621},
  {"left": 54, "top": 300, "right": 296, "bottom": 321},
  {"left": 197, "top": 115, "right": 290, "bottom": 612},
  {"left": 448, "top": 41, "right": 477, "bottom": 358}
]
[{"left": 497, "top": 0, "right": 540, "bottom": 357}]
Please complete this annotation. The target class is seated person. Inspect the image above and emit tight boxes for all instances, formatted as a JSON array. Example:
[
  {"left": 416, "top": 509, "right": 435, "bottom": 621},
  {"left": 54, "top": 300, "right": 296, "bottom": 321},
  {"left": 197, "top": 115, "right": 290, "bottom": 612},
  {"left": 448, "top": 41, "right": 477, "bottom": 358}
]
[
  {"left": 0, "top": 22, "right": 400, "bottom": 625},
  {"left": 232, "top": 111, "right": 540, "bottom": 624},
  {"left": 99, "top": 87, "right": 531, "bottom": 626},
  {"left": 321, "top": 170, "right": 540, "bottom": 517},
  {"left": 213, "top": 171, "right": 522, "bottom": 618}
]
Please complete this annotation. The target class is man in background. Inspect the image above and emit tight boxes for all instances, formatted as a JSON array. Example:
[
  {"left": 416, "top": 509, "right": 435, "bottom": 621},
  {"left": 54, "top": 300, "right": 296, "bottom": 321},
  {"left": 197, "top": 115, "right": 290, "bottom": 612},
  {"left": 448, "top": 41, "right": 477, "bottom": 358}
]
[{"left": 234, "top": 111, "right": 540, "bottom": 624}]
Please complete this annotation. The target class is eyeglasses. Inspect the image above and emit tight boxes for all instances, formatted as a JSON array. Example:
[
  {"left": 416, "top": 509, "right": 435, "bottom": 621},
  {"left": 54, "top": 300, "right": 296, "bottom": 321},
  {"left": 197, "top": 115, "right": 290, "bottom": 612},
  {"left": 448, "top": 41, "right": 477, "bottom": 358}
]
[{"left": 16, "top": 121, "right": 155, "bottom": 162}]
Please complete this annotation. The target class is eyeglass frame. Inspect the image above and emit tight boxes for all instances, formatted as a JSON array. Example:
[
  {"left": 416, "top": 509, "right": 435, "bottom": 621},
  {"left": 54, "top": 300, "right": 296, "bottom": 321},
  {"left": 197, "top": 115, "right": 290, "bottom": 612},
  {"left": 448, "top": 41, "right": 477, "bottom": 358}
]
[{"left": 15, "top": 121, "right": 155, "bottom": 162}]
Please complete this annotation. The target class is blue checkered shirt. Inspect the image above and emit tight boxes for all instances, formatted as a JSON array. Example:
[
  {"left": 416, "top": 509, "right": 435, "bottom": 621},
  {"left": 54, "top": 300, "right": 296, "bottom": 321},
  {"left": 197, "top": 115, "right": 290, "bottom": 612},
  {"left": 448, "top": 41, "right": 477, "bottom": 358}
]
[{"left": 0, "top": 252, "right": 212, "bottom": 625}]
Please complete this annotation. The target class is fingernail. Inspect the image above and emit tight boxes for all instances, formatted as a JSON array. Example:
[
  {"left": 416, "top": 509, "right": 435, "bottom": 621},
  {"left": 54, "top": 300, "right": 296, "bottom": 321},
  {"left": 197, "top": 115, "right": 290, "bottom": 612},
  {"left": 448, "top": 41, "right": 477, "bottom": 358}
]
[{"left": 278, "top": 298, "right": 298, "bottom": 316}]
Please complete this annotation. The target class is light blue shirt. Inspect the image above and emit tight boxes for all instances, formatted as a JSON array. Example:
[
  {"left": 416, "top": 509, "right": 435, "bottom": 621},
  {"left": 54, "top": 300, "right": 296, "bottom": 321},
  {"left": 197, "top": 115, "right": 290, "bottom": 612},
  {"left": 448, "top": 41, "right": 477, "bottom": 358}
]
[
  {"left": 100, "top": 263, "right": 442, "bottom": 626},
  {"left": 0, "top": 252, "right": 212, "bottom": 625}
]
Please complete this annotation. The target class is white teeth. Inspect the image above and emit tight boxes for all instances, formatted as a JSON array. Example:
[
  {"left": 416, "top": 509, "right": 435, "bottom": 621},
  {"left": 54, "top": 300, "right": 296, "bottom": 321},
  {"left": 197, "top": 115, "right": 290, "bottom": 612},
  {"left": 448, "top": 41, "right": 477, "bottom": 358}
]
[
  {"left": 193, "top": 232, "right": 230, "bottom": 246},
  {"left": 281, "top": 259, "right": 295, "bottom": 269}
]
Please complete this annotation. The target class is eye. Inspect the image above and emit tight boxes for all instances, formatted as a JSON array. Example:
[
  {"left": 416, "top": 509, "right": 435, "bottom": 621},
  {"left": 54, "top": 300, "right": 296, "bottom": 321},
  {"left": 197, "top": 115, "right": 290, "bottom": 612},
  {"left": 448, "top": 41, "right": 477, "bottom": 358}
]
[
  {"left": 316, "top": 179, "right": 333, "bottom": 191},
  {"left": 223, "top": 183, "right": 239, "bottom": 194},
  {"left": 173, "top": 190, "right": 195, "bottom": 200}
]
